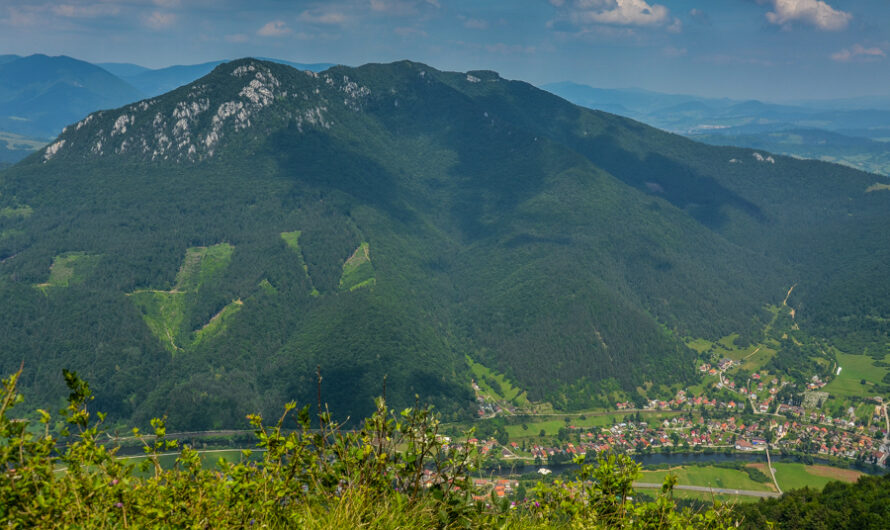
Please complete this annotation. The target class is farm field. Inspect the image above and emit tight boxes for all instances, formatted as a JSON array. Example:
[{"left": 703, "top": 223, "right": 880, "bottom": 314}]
[
  {"left": 823, "top": 352, "right": 890, "bottom": 399},
  {"left": 638, "top": 465, "right": 773, "bottom": 493},
  {"left": 770, "top": 463, "right": 864, "bottom": 491},
  {"left": 634, "top": 485, "right": 762, "bottom": 504},
  {"left": 686, "top": 332, "right": 778, "bottom": 375},
  {"left": 503, "top": 411, "right": 682, "bottom": 439}
]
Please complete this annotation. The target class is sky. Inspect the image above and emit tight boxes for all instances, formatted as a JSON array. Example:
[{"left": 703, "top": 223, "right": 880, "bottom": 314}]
[{"left": 1, "top": 0, "right": 889, "bottom": 101}]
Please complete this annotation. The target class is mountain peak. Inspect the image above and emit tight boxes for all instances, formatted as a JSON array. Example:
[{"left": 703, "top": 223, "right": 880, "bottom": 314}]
[{"left": 41, "top": 58, "right": 370, "bottom": 164}]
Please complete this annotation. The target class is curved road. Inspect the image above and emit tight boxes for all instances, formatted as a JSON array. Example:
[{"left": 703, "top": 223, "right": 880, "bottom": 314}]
[{"left": 634, "top": 482, "right": 780, "bottom": 498}]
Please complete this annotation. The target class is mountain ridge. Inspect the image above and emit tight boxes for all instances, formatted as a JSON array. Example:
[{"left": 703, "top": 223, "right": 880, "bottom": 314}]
[{"left": 2, "top": 58, "right": 889, "bottom": 429}]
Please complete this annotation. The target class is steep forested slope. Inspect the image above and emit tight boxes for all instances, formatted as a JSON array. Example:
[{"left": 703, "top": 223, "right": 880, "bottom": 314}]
[{"left": 0, "top": 59, "right": 888, "bottom": 428}]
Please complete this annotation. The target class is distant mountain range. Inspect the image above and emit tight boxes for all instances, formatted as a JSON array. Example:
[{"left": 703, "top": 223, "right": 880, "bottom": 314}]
[
  {"left": 2, "top": 55, "right": 889, "bottom": 176},
  {"left": 0, "top": 54, "right": 143, "bottom": 138},
  {"left": 544, "top": 82, "right": 890, "bottom": 175},
  {"left": 2, "top": 59, "right": 889, "bottom": 429}
]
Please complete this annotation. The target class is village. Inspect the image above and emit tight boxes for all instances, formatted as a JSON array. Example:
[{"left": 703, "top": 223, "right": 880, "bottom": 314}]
[{"left": 465, "top": 356, "right": 890, "bottom": 475}]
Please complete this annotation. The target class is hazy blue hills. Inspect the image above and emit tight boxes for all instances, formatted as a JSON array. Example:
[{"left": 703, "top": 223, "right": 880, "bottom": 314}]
[
  {"left": 96, "top": 62, "right": 152, "bottom": 78},
  {"left": 0, "top": 54, "right": 144, "bottom": 138},
  {"left": 1, "top": 59, "right": 889, "bottom": 430},
  {"left": 545, "top": 81, "right": 890, "bottom": 175}
]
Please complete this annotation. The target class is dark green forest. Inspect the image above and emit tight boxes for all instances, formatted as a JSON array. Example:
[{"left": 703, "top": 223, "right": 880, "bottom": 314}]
[
  {"left": 737, "top": 474, "right": 890, "bottom": 529},
  {"left": 1, "top": 59, "right": 889, "bottom": 429}
]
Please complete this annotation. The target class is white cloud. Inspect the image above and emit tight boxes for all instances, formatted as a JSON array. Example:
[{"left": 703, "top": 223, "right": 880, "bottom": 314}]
[
  {"left": 552, "top": 0, "right": 672, "bottom": 28},
  {"left": 257, "top": 20, "right": 291, "bottom": 37},
  {"left": 764, "top": 0, "right": 851, "bottom": 31},
  {"left": 144, "top": 11, "right": 175, "bottom": 29},
  {"left": 831, "top": 44, "right": 886, "bottom": 62}
]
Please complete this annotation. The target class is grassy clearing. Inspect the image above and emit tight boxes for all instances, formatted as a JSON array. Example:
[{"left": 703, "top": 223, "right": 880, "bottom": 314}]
[
  {"left": 175, "top": 243, "right": 234, "bottom": 292},
  {"left": 686, "top": 332, "right": 778, "bottom": 375},
  {"left": 639, "top": 465, "right": 773, "bottom": 492},
  {"left": 339, "top": 242, "right": 375, "bottom": 291},
  {"left": 34, "top": 252, "right": 101, "bottom": 292},
  {"left": 281, "top": 230, "right": 302, "bottom": 252},
  {"left": 128, "top": 243, "right": 237, "bottom": 353},
  {"left": 467, "top": 356, "right": 529, "bottom": 407},
  {"left": 129, "top": 290, "right": 187, "bottom": 352},
  {"left": 0, "top": 205, "right": 33, "bottom": 219},
  {"left": 503, "top": 411, "right": 681, "bottom": 439},
  {"left": 770, "top": 463, "right": 863, "bottom": 491},
  {"left": 823, "top": 352, "right": 889, "bottom": 399},
  {"left": 687, "top": 338, "right": 712, "bottom": 354},
  {"left": 281, "top": 231, "right": 319, "bottom": 296},
  {"left": 654, "top": 488, "right": 761, "bottom": 504},
  {"left": 258, "top": 278, "right": 278, "bottom": 295},
  {"left": 192, "top": 299, "right": 244, "bottom": 347}
]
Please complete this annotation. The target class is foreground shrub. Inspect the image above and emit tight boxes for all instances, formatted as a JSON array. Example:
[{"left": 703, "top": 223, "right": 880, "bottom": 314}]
[{"left": 0, "top": 368, "right": 736, "bottom": 528}]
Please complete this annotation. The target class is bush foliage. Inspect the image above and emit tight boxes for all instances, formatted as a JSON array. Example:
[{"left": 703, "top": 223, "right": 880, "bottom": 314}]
[{"left": 0, "top": 369, "right": 737, "bottom": 528}]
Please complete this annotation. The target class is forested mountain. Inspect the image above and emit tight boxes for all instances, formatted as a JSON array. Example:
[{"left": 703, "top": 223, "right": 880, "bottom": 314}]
[{"left": 1, "top": 59, "right": 889, "bottom": 429}]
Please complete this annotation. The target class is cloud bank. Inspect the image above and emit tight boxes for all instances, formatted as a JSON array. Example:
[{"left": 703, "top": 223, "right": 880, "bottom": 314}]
[
  {"left": 764, "top": 0, "right": 851, "bottom": 31},
  {"left": 831, "top": 44, "right": 885, "bottom": 62},
  {"left": 551, "top": 0, "right": 672, "bottom": 28}
]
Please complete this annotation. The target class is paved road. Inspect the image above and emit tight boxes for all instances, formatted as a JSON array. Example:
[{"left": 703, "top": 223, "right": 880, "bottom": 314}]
[
  {"left": 634, "top": 482, "right": 780, "bottom": 498},
  {"left": 766, "top": 446, "right": 782, "bottom": 494}
]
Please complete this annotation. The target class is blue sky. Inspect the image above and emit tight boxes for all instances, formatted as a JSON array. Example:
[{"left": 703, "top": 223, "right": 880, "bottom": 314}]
[{"left": 2, "top": 0, "right": 889, "bottom": 101}]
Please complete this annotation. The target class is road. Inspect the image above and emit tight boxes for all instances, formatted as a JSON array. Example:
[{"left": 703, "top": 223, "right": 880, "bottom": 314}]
[
  {"left": 766, "top": 445, "right": 782, "bottom": 495},
  {"left": 881, "top": 401, "right": 889, "bottom": 461},
  {"left": 633, "top": 482, "right": 780, "bottom": 498}
]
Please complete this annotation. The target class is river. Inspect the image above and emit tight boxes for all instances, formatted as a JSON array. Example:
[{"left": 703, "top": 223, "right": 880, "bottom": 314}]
[{"left": 484, "top": 451, "right": 886, "bottom": 477}]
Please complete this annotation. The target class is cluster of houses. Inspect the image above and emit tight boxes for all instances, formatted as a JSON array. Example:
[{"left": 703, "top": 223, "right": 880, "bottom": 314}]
[
  {"left": 778, "top": 423, "right": 887, "bottom": 465},
  {"left": 806, "top": 375, "right": 828, "bottom": 391},
  {"left": 471, "top": 478, "right": 519, "bottom": 501},
  {"left": 510, "top": 410, "right": 888, "bottom": 467},
  {"left": 472, "top": 380, "right": 510, "bottom": 418}
]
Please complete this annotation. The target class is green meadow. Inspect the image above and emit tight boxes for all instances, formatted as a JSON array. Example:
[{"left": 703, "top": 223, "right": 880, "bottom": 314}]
[
  {"left": 339, "top": 241, "right": 375, "bottom": 291},
  {"left": 129, "top": 243, "right": 239, "bottom": 352},
  {"left": 34, "top": 252, "right": 102, "bottom": 292},
  {"left": 823, "top": 352, "right": 890, "bottom": 399},
  {"left": 639, "top": 465, "right": 772, "bottom": 493}
]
